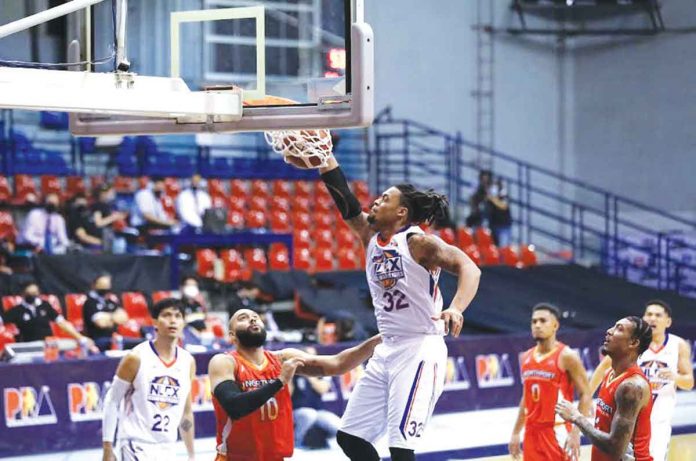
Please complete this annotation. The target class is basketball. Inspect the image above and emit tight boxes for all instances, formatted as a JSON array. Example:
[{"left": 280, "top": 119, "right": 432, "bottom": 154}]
[{"left": 267, "top": 129, "right": 333, "bottom": 169}]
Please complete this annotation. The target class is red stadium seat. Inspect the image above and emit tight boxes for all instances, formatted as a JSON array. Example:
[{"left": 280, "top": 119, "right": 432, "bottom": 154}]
[
  {"left": 1, "top": 295, "right": 22, "bottom": 312},
  {"left": 14, "top": 174, "right": 37, "bottom": 203},
  {"left": 209, "top": 316, "right": 226, "bottom": 339},
  {"left": 500, "top": 246, "right": 521, "bottom": 267},
  {"left": 314, "top": 212, "right": 333, "bottom": 231},
  {"left": 463, "top": 245, "right": 482, "bottom": 266},
  {"left": 228, "top": 195, "right": 247, "bottom": 213},
  {"left": 152, "top": 291, "right": 173, "bottom": 303},
  {"left": 479, "top": 244, "right": 500, "bottom": 266},
  {"left": 41, "top": 294, "right": 63, "bottom": 315},
  {"left": 475, "top": 227, "right": 494, "bottom": 247},
  {"left": 245, "top": 209, "right": 267, "bottom": 229},
  {"left": 249, "top": 196, "right": 268, "bottom": 212},
  {"left": 0, "top": 176, "right": 11, "bottom": 202},
  {"left": 313, "top": 228, "right": 334, "bottom": 250},
  {"left": 65, "top": 294, "right": 87, "bottom": 332},
  {"left": 196, "top": 248, "right": 217, "bottom": 279},
  {"left": 65, "top": 176, "right": 87, "bottom": 199},
  {"left": 352, "top": 180, "right": 370, "bottom": 204},
  {"left": 0, "top": 325, "right": 16, "bottom": 351},
  {"left": 270, "top": 210, "right": 291, "bottom": 232},
  {"left": 40, "top": 175, "right": 62, "bottom": 197},
  {"left": 113, "top": 176, "right": 135, "bottom": 194},
  {"left": 0, "top": 211, "right": 18, "bottom": 242},
  {"left": 117, "top": 320, "right": 142, "bottom": 339},
  {"left": 269, "top": 243, "right": 290, "bottom": 271},
  {"left": 208, "top": 179, "right": 226, "bottom": 199},
  {"left": 313, "top": 247, "right": 335, "bottom": 272},
  {"left": 337, "top": 228, "right": 356, "bottom": 249},
  {"left": 220, "top": 249, "right": 251, "bottom": 282},
  {"left": 227, "top": 210, "right": 245, "bottom": 229},
  {"left": 291, "top": 196, "right": 311, "bottom": 214},
  {"left": 272, "top": 180, "right": 291, "bottom": 199},
  {"left": 291, "top": 211, "right": 311, "bottom": 231},
  {"left": 294, "top": 180, "right": 313, "bottom": 198},
  {"left": 164, "top": 178, "right": 181, "bottom": 197},
  {"left": 520, "top": 244, "right": 538, "bottom": 267},
  {"left": 122, "top": 292, "right": 152, "bottom": 326},
  {"left": 315, "top": 195, "right": 333, "bottom": 213},
  {"left": 293, "top": 247, "right": 312, "bottom": 271},
  {"left": 90, "top": 175, "right": 105, "bottom": 191},
  {"left": 338, "top": 248, "right": 360, "bottom": 270},
  {"left": 230, "top": 179, "right": 249, "bottom": 198},
  {"left": 437, "top": 228, "right": 456, "bottom": 245},
  {"left": 211, "top": 195, "right": 227, "bottom": 208},
  {"left": 293, "top": 229, "right": 311, "bottom": 250},
  {"left": 457, "top": 227, "right": 475, "bottom": 248},
  {"left": 270, "top": 196, "right": 290, "bottom": 213},
  {"left": 244, "top": 248, "right": 268, "bottom": 273},
  {"left": 250, "top": 180, "right": 270, "bottom": 199}
]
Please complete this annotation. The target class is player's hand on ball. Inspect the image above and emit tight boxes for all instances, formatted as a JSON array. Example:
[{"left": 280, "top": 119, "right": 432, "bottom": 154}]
[
  {"left": 280, "top": 357, "right": 305, "bottom": 384},
  {"left": 508, "top": 433, "right": 522, "bottom": 460},
  {"left": 431, "top": 308, "right": 464, "bottom": 337}
]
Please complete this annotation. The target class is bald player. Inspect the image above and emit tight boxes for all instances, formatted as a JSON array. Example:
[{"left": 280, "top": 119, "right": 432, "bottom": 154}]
[{"left": 209, "top": 309, "right": 381, "bottom": 461}]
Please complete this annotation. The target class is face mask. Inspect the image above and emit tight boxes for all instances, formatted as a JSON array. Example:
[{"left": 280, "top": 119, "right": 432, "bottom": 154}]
[
  {"left": 24, "top": 295, "right": 37, "bottom": 305},
  {"left": 182, "top": 285, "right": 199, "bottom": 299},
  {"left": 45, "top": 204, "right": 57, "bottom": 213},
  {"left": 154, "top": 190, "right": 163, "bottom": 199},
  {"left": 96, "top": 288, "right": 110, "bottom": 296}
]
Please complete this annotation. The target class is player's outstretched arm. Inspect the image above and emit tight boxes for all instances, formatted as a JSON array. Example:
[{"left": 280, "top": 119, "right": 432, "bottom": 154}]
[
  {"left": 319, "top": 156, "right": 374, "bottom": 247},
  {"left": 179, "top": 360, "right": 196, "bottom": 461},
  {"left": 409, "top": 234, "right": 481, "bottom": 337},
  {"left": 209, "top": 353, "right": 303, "bottom": 420},
  {"left": 561, "top": 348, "right": 593, "bottom": 460},
  {"left": 279, "top": 334, "right": 382, "bottom": 377},
  {"left": 556, "top": 376, "right": 649, "bottom": 457},
  {"left": 102, "top": 353, "right": 139, "bottom": 461},
  {"left": 508, "top": 395, "right": 525, "bottom": 460},
  {"left": 675, "top": 338, "right": 694, "bottom": 390},
  {"left": 589, "top": 355, "right": 612, "bottom": 396}
]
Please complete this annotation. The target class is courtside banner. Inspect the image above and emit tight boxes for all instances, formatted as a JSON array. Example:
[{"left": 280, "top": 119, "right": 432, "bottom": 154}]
[{"left": 1, "top": 325, "right": 694, "bottom": 456}]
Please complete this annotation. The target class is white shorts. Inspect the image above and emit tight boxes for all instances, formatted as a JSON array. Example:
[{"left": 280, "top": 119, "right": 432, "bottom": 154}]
[
  {"left": 118, "top": 439, "right": 177, "bottom": 461},
  {"left": 649, "top": 420, "right": 672, "bottom": 461},
  {"left": 340, "top": 334, "right": 447, "bottom": 450}
]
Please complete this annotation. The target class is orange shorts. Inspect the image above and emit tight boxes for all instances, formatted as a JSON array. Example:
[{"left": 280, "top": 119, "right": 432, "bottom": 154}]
[{"left": 523, "top": 426, "right": 567, "bottom": 461}]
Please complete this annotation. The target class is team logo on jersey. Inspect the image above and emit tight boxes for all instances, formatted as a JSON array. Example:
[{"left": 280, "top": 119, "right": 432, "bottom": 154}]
[
  {"left": 444, "top": 356, "right": 471, "bottom": 391},
  {"left": 191, "top": 375, "right": 213, "bottom": 412},
  {"left": 68, "top": 381, "right": 109, "bottom": 421},
  {"left": 147, "top": 376, "right": 181, "bottom": 410},
  {"left": 4, "top": 386, "right": 57, "bottom": 427},
  {"left": 475, "top": 353, "right": 515, "bottom": 388},
  {"left": 372, "top": 250, "right": 405, "bottom": 289},
  {"left": 639, "top": 359, "right": 672, "bottom": 391}
]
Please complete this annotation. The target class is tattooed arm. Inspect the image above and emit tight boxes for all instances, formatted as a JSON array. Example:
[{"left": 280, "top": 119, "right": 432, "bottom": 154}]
[
  {"left": 278, "top": 334, "right": 381, "bottom": 377},
  {"left": 556, "top": 376, "right": 649, "bottom": 458},
  {"left": 179, "top": 360, "right": 196, "bottom": 460}
]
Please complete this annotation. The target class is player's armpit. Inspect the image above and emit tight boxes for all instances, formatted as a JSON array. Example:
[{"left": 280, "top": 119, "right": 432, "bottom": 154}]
[{"left": 408, "top": 234, "right": 478, "bottom": 276}]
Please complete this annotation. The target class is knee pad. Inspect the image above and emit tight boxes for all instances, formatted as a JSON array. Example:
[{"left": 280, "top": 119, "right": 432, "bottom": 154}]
[
  {"left": 389, "top": 447, "right": 415, "bottom": 461},
  {"left": 336, "top": 430, "right": 380, "bottom": 461}
]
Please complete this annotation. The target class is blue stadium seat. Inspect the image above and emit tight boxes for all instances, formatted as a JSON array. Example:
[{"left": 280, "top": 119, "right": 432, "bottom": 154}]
[{"left": 39, "top": 112, "right": 69, "bottom": 130}]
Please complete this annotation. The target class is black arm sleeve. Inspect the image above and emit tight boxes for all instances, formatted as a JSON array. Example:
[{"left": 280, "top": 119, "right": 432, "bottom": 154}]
[
  {"left": 320, "top": 167, "right": 363, "bottom": 220},
  {"left": 213, "top": 379, "right": 284, "bottom": 420}
]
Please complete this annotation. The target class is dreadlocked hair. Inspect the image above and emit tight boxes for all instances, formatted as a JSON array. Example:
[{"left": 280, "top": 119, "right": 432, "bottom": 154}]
[
  {"left": 627, "top": 315, "right": 653, "bottom": 355},
  {"left": 395, "top": 184, "right": 450, "bottom": 225}
]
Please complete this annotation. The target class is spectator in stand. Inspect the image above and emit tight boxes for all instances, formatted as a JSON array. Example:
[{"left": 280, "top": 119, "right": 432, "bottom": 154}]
[
  {"left": 179, "top": 275, "right": 207, "bottom": 332},
  {"left": 290, "top": 346, "right": 342, "bottom": 449},
  {"left": 488, "top": 177, "right": 512, "bottom": 247},
  {"left": 82, "top": 274, "right": 129, "bottom": 351},
  {"left": 20, "top": 192, "right": 69, "bottom": 254},
  {"left": 466, "top": 169, "right": 492, "bottom": 229},
  {"left": 176, "top": 174, "right": 211, "bottom": 231},
  {"left": 67, "top": 194, "right": 101, "bottom": 249},
  {"left": 1, "top": 281, "right": 93, "bottom": 347},
  {"left": 130, "top": 177, "right": 177, "bottom": 234},
  {"left": 92, "top": 184, "right": 129, "bottom": 241}
]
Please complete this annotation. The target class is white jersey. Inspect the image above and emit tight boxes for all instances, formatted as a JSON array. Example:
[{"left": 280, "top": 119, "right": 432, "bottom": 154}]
[
  {"left": 638, "top": 333, "right": 681, "bottom": 424},
  {"left": 366, "top": 225, "right": 445, "bottom": 337},
  {"left": 119, "top": 341, "right": 193, "bottom": 444}
]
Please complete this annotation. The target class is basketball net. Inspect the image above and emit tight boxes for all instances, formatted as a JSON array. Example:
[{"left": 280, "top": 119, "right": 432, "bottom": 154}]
[{"left": 264, "top": 129, "right": 333, "bottom": 169}]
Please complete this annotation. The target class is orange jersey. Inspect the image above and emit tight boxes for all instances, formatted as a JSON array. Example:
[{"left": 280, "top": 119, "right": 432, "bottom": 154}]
[
  {"left": 213, "top": 350, "right": 293, "bottom": 461},
  {"left": 520, "top": 343, "right": 574, "bottom": 427},
  {"left": 593, "top": 365, "right": 653, "bottom": 461}
]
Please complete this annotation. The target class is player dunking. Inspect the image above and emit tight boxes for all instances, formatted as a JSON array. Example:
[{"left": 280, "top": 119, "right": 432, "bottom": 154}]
[
  {"left": 102, "top": 298, "right": 195, "bottom": 461},
  {"left": 589, "top": 300, "right": 694, "bottom": 461},
  {"left": 509, "top": 303, "right": 592, "bottom": 461},
  {"left": 209, "top": 308, "right": 382, "bottom": 461},
  {"left": 556, "top": 316, "right": 654, "bottom": 461},
  {"left": 304, "top": 156, "right": 481, "bottom": 460}
]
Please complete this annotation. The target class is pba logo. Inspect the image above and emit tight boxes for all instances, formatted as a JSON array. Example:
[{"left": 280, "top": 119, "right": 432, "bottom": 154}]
[
  {"left": 4, "top": 386, "right": 57, "bottom": 427},
  {"left": 68, "top": 381, "right": 109, "bottom": 422},
  {"left": 372, "top": 250, "right": 404, "bottom": 289},
  {"left": 443, "top": 356, "right": 471, "bottom": 391},
  {"left": 147, "top": 375, "right": 181, "bottom": 410},
  {"left": 475, "top": 353, "right": 515, "bottom": 388},
  {"left": 190, "top": 375, "right": 213, "bottom": 412}
]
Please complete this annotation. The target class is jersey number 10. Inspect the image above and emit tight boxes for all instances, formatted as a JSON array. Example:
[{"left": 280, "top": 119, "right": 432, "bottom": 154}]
[{"left": 260, "top": 397, "right": 279, "bottom": 422}]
